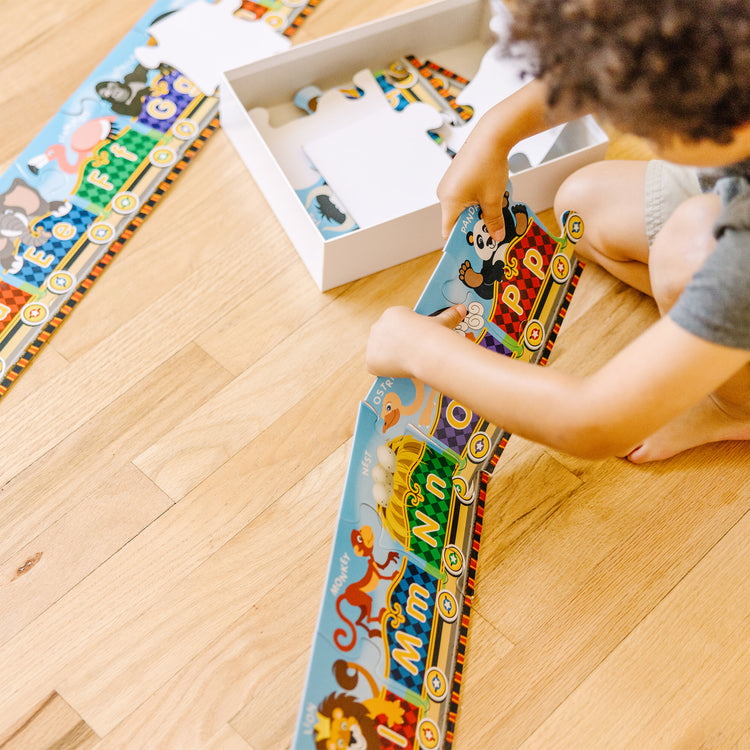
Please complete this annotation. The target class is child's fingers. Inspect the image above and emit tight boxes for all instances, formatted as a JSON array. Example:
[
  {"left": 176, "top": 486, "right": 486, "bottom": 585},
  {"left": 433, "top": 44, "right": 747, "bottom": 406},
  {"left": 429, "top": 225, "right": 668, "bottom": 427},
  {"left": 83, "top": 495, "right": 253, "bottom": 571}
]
[
  {"left": 482, "top": 209, "right": 507, "bottom": 242},
  {"left": 434, "top": 304, "right": 467, "bottom": 329},
  {"left": 440, "top": 201, "right": 467, "bottom": 240}
]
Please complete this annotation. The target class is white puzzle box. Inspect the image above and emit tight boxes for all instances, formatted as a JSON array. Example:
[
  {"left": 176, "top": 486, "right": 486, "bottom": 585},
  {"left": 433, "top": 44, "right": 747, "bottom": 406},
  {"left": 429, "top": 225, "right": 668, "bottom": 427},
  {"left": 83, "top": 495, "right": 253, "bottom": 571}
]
[{"left": 221, "top": 0, "right": 608, "bottom": 289}]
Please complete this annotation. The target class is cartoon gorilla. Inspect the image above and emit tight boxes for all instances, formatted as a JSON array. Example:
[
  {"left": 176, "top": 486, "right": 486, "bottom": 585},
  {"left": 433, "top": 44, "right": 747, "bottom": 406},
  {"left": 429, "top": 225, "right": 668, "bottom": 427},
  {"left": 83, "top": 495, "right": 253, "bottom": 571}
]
[
  {"left": 95, "top": 63, "right": 152, "bottom": 117},
  {"left": 0, "top": 178, "right": 70, "bottom": 273},
  {"left": 459, "top": 191, "right": 529, "bottom": 299}
]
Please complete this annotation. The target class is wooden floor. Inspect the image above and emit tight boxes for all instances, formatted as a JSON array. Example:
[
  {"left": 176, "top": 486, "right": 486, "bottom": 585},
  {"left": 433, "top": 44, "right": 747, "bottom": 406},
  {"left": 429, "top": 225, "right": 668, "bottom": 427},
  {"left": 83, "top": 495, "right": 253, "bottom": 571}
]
[{"left": 1, "top": 1, "right": 749, "bottom": 748}]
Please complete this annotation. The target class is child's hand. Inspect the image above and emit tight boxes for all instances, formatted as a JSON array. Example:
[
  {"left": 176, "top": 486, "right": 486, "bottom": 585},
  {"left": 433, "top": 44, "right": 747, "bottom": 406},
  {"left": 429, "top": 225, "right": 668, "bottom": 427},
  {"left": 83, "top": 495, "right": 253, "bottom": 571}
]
[
  {"left": 366, "top": 305, "right": 467, "bottom": 379},
  {"left": 437, "top": 130, "right": 510, "bottom": 243},
  {"left": 437, "top": 80, "right": 556, "bottom": 243}
]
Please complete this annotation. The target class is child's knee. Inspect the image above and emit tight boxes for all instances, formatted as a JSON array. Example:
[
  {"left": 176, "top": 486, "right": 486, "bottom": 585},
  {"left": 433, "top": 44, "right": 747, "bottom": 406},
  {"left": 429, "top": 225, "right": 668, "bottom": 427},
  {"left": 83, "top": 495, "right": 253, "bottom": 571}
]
[
  {"left": 554, "top": 164, "right": 608, "bottom": 259},
  {"left": 553, "top": 163, "right": 605, "bottom": 223},
  {"left": 553, "top": 161, "right": 637, "bottom": 260}
]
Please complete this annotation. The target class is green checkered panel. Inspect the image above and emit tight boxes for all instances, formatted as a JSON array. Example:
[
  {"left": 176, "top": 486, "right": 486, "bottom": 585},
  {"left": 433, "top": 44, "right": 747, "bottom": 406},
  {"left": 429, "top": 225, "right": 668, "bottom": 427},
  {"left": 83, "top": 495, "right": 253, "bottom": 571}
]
[
  {"left": 405, "top": 446, "right": 455, "bottom": 567},
  {"left": 75, "top": 128, "right": 159, "bottom": 211}
]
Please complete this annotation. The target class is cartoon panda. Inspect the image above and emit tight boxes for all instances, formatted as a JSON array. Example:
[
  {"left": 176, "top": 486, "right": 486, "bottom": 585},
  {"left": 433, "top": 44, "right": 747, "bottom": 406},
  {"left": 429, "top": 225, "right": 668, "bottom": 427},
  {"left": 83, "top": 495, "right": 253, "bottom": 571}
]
[{"left": 459, "top": 192, "right": 529, "bottom": 299}]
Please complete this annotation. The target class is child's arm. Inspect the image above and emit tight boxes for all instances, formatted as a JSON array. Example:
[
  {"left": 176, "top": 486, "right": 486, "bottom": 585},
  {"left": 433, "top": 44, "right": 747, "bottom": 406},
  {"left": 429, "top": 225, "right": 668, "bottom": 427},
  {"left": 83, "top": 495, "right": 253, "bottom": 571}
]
[
  {"left": 437, "top": 79, "right": 571, "bottom": 241},
  {"left": 366, "top": 305, "right": 750, "bottom": 459}
]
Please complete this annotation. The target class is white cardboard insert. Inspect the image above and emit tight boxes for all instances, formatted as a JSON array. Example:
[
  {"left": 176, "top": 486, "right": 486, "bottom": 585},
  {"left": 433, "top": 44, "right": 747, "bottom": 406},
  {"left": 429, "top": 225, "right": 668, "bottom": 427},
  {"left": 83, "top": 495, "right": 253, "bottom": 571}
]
[{"left": 220, "top": 0, "right": 608, "bottom": 290}]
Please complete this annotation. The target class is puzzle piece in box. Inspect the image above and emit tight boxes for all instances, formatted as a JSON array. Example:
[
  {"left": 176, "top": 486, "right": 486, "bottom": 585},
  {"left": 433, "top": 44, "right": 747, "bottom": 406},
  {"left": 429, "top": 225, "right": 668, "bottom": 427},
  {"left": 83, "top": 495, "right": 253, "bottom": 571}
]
[
  {"left": 289, "top": 55, "right": 467, "bottom": 236},
  {"left": 295, "top": 177, "right": 358, "bottom": 238},
  {"left": 134, "top": 0, "right": 291, "bottom": 95},
  {"left": 438, "top": 5, "right": 564, "bottom": 167},
  {"left": 303, "top": 87, "right": 450, "bottom": 228},
  {"left": 251, "top": 69, "right": 386, "bottom": 190},
  {"left": 404, "top": 55, "right": 474, "bottom": 127},
  {"left": 253, "top": 70, "right": 392, "bottom": 234},
  {"left": 375, "top": 57, "right": 463, "bottom": 127}
]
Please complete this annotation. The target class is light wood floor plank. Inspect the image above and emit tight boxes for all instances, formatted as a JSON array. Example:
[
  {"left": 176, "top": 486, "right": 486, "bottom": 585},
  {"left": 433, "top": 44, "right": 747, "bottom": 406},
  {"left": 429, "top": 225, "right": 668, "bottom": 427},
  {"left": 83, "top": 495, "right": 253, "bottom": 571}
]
[
  {"left": 0, "top": 692, "right": 98, "bottom": 750},
  {"left": 1, "top": 1, "right": 747, "bottom": 748},
  {"left": 133, "top": 252, "right": 438, "bottom": 500},
  {"left": 520, "top": 508, "right": 750, "bottom": 749},
  {"left": 194, "top": 259, "right": 340, "bottom": 377},
  {"left": 84, "top": 446, "right": 348, "bottom": 745},
  {"left": 453, "top": 457, "right": 750, "bottom": 746},
  {"left": 0, "top": 343, "right": 232, "bottom": 563},
  {"left": 0, "top": 344, "right": 69, "bottom": 410},
  {"left": 201, "top": 724, "right": 255, "bottom": 750},
  {"left": 0, "top": 462, "right": 170, "bottom": 647},
  {"left": 229, "top": 651, "right": 321, "bottom": 750}
]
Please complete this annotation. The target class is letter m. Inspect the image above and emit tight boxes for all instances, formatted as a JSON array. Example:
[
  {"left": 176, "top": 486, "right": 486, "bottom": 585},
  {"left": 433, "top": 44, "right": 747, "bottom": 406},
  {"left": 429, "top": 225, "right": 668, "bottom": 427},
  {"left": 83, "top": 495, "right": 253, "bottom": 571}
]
[
  {"left": 406, "top": 583, "right": 430, "bottom": 623},
  {"left": 392, "top": 631, "right": 423, "bottom": 677}
]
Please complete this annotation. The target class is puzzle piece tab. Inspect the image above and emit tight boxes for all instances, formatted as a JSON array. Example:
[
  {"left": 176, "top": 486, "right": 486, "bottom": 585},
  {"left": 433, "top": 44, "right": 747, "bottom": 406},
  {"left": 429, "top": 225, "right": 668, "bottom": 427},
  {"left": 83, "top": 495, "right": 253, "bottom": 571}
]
[{"left": 135, "top": 0, "right": 291, "bottom": 95}]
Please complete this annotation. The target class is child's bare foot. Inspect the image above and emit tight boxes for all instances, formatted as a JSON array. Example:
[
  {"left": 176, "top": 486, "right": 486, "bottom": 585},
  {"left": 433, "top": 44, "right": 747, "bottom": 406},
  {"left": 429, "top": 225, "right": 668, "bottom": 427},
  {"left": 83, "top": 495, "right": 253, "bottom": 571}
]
[{"left": 624, "top": 394, "right": 750, "bottom": 463}]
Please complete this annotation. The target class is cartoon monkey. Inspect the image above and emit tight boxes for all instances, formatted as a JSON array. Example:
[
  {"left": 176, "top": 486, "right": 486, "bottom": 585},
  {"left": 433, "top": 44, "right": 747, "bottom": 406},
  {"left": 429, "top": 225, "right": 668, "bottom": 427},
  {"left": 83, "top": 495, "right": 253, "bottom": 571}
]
[
  {"left": 459, "top": 192, "right": 529, "bottom": 299},
  {"left": 0, "top": 178, "right": 70, "bottom": 273},
  {"left": 333, "top": 525, "right": 400, "bottom": 652},
  {"left": 314, "top": 660, "right": 406, "bottom": 750}
]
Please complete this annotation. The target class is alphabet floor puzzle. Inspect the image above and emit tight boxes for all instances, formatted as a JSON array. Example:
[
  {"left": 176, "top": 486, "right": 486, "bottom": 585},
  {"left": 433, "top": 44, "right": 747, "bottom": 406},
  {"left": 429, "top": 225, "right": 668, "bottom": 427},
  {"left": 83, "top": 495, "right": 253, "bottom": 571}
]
[
  {"left": 3, "top": 3, "right": 588, "bottom": 746},
  {"left": 0, "top": 0, "right": 321, "bottom": 399},
  {"left": 294, "top": 196, "right": 584, "bottom": 749}
]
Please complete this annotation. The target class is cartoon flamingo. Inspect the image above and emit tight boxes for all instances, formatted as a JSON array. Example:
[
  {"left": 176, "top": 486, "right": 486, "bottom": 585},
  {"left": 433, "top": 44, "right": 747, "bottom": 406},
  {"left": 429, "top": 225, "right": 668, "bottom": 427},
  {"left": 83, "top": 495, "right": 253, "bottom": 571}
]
[
  {"left": 27, "top": 116, "right": 117, "bottom": 174},
  {"left": 380, "top": 378, "right": 439, "bottom": 433}
]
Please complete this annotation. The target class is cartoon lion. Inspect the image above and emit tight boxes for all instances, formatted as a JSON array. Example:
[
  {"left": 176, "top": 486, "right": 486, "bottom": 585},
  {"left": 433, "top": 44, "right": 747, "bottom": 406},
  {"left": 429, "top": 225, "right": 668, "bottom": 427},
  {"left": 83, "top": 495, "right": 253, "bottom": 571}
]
[{"left": 314, "top": 660, "right": 406, "bottom": 750}]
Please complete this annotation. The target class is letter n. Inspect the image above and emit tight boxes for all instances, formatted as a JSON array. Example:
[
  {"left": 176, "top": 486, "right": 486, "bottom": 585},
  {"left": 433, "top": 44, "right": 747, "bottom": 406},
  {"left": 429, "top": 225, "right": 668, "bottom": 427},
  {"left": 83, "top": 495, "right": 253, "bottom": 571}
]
[{"left": 413, "top": 509, "right": 440, "bottom": 548}]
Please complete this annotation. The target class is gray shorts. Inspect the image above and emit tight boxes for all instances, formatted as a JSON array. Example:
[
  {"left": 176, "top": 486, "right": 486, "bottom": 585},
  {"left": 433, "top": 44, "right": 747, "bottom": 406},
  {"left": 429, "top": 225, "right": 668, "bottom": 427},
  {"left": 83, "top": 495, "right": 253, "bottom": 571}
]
[{"left": 644, "top": 160, "right": 702, "bottom": 247}]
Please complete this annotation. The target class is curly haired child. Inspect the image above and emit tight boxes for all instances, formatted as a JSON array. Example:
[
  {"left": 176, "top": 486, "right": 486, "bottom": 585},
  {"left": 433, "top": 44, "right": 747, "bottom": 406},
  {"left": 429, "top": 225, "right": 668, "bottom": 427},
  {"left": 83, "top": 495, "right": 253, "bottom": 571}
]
[{"left": 366, "top": 0, "right": 750, "bottom": 462}]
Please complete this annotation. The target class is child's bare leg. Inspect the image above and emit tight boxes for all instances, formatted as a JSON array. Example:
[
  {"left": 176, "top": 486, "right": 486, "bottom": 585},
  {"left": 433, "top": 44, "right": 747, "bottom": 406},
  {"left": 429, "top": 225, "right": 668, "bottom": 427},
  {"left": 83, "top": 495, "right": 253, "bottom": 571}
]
[
  {"left": 555, "top": 163, "right": 750, "bottom": 462},
  {"left": 627, "top": 195, "right": 750, "bottom": 462},
  {"left": 554, "top": 160, "right": 653, "bottom": 294}
]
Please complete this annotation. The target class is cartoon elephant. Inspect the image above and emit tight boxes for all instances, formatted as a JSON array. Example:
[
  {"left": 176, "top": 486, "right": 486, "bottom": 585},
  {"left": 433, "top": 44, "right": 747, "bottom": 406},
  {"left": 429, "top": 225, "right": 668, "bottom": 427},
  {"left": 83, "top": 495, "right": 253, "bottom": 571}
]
[{"left": 0, "top": 177, "right": 70, "bottom": 273}]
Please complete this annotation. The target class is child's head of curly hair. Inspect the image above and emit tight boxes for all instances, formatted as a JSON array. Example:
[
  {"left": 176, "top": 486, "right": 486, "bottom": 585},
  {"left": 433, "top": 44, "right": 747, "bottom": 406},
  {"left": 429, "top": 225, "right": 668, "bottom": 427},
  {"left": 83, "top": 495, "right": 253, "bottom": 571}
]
[{"left": 509, "top": 0, "right": 750, "bottom": 145}]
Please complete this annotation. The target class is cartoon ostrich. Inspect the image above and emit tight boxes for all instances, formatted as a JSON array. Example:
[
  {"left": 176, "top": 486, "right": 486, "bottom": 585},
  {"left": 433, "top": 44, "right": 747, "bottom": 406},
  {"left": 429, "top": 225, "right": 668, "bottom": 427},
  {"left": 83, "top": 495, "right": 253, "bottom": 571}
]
[
  {"left": 379, "top": 378, "right": 438, "bottom": 433},
  {"left": 27, "top": 116, "right": 117, "bottom": 174}
]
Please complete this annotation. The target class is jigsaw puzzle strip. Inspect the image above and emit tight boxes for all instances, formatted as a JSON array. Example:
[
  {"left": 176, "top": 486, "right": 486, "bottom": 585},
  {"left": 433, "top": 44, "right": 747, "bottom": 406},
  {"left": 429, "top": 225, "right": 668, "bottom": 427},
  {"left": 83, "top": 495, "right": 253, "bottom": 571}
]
[
  {"left": 0, "top": 0, "right": 322, "bottom": 401},
  {"left": 293, "top": 198, "right": 585, "bottom": 749},
  {"left": 0, "top": 115, "right": 219, "bottom": 398}
]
